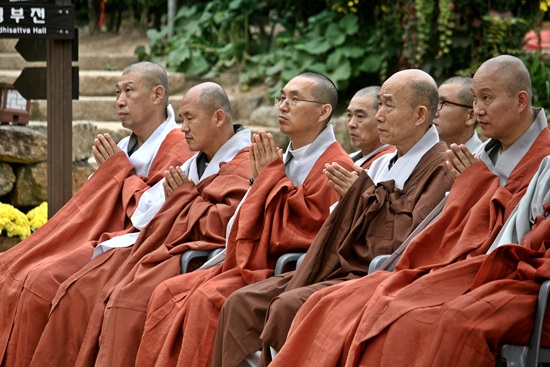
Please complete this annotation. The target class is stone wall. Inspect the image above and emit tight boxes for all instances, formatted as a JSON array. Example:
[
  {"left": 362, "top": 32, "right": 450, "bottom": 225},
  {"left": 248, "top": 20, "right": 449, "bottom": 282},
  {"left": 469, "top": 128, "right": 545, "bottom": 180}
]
[{"left": 0, "top": 122, "right": 98, "bottom": 210}]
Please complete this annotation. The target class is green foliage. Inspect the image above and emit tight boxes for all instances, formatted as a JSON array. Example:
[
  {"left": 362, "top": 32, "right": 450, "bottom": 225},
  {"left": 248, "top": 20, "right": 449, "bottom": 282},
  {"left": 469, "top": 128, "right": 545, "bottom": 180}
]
[
  {"left": 521, "top": 52, "right": 550, "bottom": 108},
  {"left": 136, "top": 0, "right": 550, "bottom": 108}
]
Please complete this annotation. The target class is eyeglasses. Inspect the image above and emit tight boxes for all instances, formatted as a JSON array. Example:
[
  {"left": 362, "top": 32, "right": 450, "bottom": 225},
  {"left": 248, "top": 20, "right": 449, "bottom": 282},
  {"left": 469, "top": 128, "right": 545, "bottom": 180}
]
[
  {"left": 274, "top": 96, "right": 324, "bottom": 107},
  {"left": 438, "top": 99, "right": 472, "bottom": 111}
]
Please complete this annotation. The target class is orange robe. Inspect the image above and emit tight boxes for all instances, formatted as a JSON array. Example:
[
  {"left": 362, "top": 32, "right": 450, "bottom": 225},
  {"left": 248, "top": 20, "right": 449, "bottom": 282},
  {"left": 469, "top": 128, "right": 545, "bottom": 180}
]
[
  {"left": 212, "top": 142, "right": 453, "bottom": 367},
  {"left": 269, "top": 128, "right": 550, "bottom": 367},
  {"left": 0, "top": 129, "right": 190, "bottom": 366},
  {"left": 133, "top": 142, "right": 354, "bottom": 367},
  {"left": 29, "top": 148, "right": 252, "bottom": 367}
]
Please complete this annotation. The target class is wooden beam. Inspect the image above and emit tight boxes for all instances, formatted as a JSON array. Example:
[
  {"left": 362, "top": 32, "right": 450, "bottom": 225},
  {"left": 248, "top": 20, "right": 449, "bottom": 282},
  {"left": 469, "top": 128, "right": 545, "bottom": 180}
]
[{"left": 46, "top": 0, "right": 73, "bottom": 218}]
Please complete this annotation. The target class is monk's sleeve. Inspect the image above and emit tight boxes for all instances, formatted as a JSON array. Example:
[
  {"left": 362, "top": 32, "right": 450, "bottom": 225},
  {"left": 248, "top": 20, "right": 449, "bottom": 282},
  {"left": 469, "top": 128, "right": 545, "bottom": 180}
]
[
  {"left": 162, "top": 150, "right": 252, "bottom": 251},
  {"left": 119, "top": 134, "right": 192, "bottom": 219},
  {"left": 237, "top": 155, "right": 352, "bottom": 256}
]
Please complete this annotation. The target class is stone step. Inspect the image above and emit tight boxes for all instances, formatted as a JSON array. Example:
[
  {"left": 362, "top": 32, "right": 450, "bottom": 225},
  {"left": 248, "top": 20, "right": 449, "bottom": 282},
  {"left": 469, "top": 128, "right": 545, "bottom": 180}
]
[
  {"left": 28, "top": 90, "right": 268, "bottom": 123},
  {"left": 0, "top": 52, "right": 140, "bottom": 72},
  {"left": 0, "top": 68, "right": 187, "bottom": 96}
]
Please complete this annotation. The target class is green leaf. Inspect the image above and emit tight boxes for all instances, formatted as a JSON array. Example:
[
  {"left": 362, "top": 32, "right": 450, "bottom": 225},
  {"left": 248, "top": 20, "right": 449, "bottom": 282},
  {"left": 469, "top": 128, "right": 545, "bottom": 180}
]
[
  {"left": 339, "top": 14, "right": 359, "bottom": 36},
  {"left": 326, "top": 49, "right": 343, "bottom": 70},
  {"left": 294, "top": 38, "right": 332, "bottom": 55},
  {"left": 183, "top": 52, "right": 210, "bottom": 75},
  {"left": 359, "top": 54, "right": 383, "bottom": 73},
  {"left": 330, "top": 59, "right": 352, "bottom": 82}
]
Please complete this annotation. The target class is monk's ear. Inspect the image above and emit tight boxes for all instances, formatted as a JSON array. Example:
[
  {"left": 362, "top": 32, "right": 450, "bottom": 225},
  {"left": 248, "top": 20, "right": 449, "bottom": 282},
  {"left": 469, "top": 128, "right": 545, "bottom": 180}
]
[
  {"left": 516, "top": 90, "right": 529, "bottom": 113},
  {"left": 214, "top": 109, "right": 225, "bottom": 127},
  {"left": 465, "top": 109, "right": 476, "bottom": 127},
  {"left": 152, "top": 85, "right": 165, "bottom": 104},
  {"left": 319, "top": 103, "right": 332, "bottom": 122},
  {"left": 415, "top": 105, "right": 429, "bottom": 127}
]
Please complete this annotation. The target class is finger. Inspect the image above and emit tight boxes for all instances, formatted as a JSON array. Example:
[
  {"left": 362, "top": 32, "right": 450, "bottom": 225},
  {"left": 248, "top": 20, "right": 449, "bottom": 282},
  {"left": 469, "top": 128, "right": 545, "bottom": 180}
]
[
  {"left": 92, "top": 146, "right": 105, "bottom": 165},
  {"left": 353, "top": 165, "right": 364, "bottom": 174},
  {"left": 331, "top": 163, "right": 355, "bottom": 179},
  {"left": 256, "top": 131, "right": 268, "bottom": 158},
  {"left": 265, "top": 133, "right": 279, "bottom": 158},
  {"left": 94, "top": 137, "right": 109, "bottom": 160},
  {"left": 163, "top": 180, "right": 173, "bottom": 198},
  {"left": 445, "top": 160, "right": 461, "bottom": 179}
]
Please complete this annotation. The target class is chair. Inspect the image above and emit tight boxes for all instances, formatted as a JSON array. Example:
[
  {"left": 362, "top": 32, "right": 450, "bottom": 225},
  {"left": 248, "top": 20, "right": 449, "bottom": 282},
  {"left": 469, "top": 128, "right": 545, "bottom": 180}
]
[
  {"left": 180, "top": 248, "right": 225, "bottom": 273},
  {"left": 497, "top": 279, "right": 550, "bottom": 367},
  {"left": 274, "top": 252, "right": 306, "bottom": 276}
]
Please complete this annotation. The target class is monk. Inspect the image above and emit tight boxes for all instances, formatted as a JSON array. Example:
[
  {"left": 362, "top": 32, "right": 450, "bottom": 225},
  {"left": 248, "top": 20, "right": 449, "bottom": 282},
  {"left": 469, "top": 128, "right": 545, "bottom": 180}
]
[
  {"left": 26, "top": 82, "right": 252, "bottom": 367},
  {"left": 213, "top": 70, "right": 456, "bottom": 367},
  {"left": 345, "top": 86, "right": 396, "bottom": 168},
  {"left": 131, "top": 71, "right": 355, "bottom": 367},
  {"left": 268, "top": 55, "right": 550, "bottom": 367},
  {"left": 434, "top": 76, "right": 484, "bottom": 152},
  {"left": 0, "top": 61, "right": 192, "bottom": 366}
]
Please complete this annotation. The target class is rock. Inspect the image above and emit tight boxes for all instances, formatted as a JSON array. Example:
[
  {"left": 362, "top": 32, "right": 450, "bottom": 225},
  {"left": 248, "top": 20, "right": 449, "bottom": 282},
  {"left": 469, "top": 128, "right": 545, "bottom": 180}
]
[
  {"left": 7, "top": 162, "right": 48, "bottom": 207},
  {"left": 0, "top": 125, "right": 47, "bottom": 164},
  {"left": 0, "top": 162, "right": 15, "bottom": 196},
  {"left": 73, "top": 121, "right": 98, "bottom": 161},
  {"left": 4, "top": 160, "right": 97, "bottom": 207},
  {"left": 249, "top": 105, "right": 280, "bottom": 129},
  {"left": 72, "top": 161, "right": 96, "bottom": 194}
]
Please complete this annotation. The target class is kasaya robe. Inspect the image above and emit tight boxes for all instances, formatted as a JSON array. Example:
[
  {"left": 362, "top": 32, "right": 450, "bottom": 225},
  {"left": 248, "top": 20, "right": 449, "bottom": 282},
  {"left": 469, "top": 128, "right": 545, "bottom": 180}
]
[
  {"left": 30, "top": 132, "right": 252, "bottom": 367},
  {"left": 351, "top": 145, "right": 396, "bottom": 169},
  {"left": 212, "top": 142, "right": 454, "bottom": 367},
  {"left": 342, "top": 155, "right": 550, "bottom": 367},
  {"left": 268, "top": 127, "right": 550, "bottom": 367},
  {"left": 0, "top": 128, "right": 190, "bottom": 366},
  {"left": 134, "top": 141, "right": 354, "bottom": 367}
]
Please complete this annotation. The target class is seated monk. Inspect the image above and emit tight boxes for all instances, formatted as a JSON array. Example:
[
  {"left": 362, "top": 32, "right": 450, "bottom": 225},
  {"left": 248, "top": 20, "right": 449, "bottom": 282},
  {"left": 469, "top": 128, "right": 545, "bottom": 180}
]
[
  {"left": 345, "top": 86, "right": 396, "bottom": 168},
  {"left": 213, "top": 70, "right": 455, "bottom": 367},
  {"left": 434, "top": 76, "right": 484, "bottom": 152},
  {"left": 129, "top": 71, "right": 356, "bottom": 367},
  {"left": 268, "top": 55, "right": 550, "bottom": 367},
  {"left": 0, "top": 61, "right": 192, "bottom": 366},
  {"left": 24, "top": 82, "right": 252, "bottom": 367}
]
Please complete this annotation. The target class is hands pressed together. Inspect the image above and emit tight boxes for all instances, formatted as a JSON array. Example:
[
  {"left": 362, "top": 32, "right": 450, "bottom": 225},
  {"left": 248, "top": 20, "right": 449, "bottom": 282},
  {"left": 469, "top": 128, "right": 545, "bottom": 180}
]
[
  {"left": 163, "top": 166, "right": 190, "bottom": 198},
  {"left": 324, "top": 163, "right": 363, "bottom": 198},
  {"left": 92, "top": 133, "right": 122, "bottom": 166},
  {"left": 250, "top": 131, "right": 283, "bottom": 179},
  {"left": 445, "top": 143, "right": 479, "bottom": 179}
]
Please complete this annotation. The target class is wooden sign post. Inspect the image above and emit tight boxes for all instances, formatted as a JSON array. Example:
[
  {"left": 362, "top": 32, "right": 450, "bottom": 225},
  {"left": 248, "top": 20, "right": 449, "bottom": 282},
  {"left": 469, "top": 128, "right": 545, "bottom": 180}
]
[{"left": 0, "top": 0, "right": 76, "bottom": 218}]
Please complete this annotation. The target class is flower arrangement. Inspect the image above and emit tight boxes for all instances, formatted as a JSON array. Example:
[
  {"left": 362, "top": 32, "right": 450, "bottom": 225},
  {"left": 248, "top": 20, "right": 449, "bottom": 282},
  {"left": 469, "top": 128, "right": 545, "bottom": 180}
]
[
  {"left": 0, "top": 202, "right": 48, "bottom": 240},
  {"left": 0, "top": 203, "right": 31, "bottom": 239},
  {"left": 27, "top": 202, "right": 48, "bottom": 233}
]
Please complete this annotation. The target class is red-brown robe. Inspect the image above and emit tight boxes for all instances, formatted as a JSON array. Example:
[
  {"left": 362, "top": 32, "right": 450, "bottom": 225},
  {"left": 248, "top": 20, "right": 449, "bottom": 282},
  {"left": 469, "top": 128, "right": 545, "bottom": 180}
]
[
  {"left": 133, "top": 142, "right": 354, "bottom": 367},
  {"left": 28, "top": 148, "right": 252, "bottom": 367},
  {"left": 269, "top": 128, "right": 550, "bottom": 367},
  {"left": 355, "top": 146, "right": 396, "bottom": 169},
  {"left": 0, "top": 129, "right": 190, "bottom": 366},
  {"left": 212, "top": 143, "right": 454, "bottom": 367}
]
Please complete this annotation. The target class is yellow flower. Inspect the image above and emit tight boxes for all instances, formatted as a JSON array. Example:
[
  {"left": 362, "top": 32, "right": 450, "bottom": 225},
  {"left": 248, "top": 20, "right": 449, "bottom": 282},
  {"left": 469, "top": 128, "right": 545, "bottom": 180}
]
[
  {"left": 0, "top": 203, "right": 31, "bottom": 239},
  {"left": 27, "top": 202, "right": 48, "bottom": 232},
  {"left": 542, "top": 0, "right": 550, "bottom": 12}
]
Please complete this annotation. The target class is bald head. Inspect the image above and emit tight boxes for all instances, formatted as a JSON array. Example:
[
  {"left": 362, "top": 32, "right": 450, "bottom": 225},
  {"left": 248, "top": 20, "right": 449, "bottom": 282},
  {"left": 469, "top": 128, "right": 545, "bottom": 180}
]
[
  {"left": 297, "top": 72, "right": 338, "bottom": 120},
  {"left": 193, "top": 82, "right": 233, "bottom": 122},
  {"left": 122, "top": 61, "right": 169, "bottom": 105},
  {"left": 377, "top": 69, "right": 438, "bottom": 156},
  {"left": 388, "top": 69, "right": 439, "bottom": 123},
  {"left": 441, "top": 76, "right": 473, "bottom": 108},
  {"left": 476, "top": 55, "right": 532, "bottom": 102}
]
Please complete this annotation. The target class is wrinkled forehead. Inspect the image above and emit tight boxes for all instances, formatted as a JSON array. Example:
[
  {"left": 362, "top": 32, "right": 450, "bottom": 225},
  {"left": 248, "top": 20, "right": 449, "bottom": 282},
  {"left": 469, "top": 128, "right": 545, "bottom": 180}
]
[
  {"left": 349, "top": 94, "right": 377, "bottom": 111},
  {"left": 379, "top": 75, "right": 409, "bottom": 101}
]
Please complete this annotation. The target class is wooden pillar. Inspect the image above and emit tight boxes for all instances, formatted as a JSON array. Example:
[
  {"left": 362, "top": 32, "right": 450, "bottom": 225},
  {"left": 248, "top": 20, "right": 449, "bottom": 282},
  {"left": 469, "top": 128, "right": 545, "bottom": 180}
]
[{"left": 46, "top": 0, "right": 73, "bottom": 218}]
